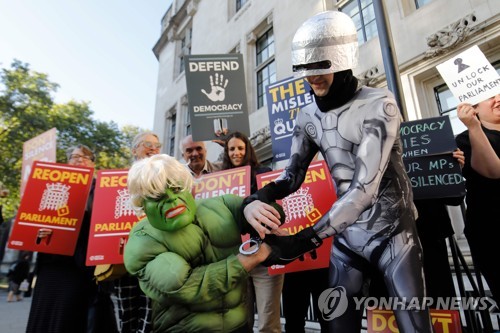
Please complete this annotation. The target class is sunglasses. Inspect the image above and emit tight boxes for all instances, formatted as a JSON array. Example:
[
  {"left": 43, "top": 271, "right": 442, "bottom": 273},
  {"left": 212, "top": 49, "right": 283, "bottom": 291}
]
[{"left": 142, "top": 141, "right": 162, "bottom": 149}]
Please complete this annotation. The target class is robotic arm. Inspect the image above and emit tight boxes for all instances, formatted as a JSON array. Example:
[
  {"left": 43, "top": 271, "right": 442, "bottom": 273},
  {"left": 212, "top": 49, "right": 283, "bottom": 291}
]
[
  {"left": 240, "top": 124, "right": 318, "bottom": 237},
  {"left": 252, "top": 99, "right": 401, "bottom": 266}
]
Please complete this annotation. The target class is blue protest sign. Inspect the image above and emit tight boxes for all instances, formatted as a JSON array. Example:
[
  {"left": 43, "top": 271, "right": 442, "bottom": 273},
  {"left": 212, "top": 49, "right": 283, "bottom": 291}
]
[{"left": 265, "top": 77, "right": 314, "bottom": 162}]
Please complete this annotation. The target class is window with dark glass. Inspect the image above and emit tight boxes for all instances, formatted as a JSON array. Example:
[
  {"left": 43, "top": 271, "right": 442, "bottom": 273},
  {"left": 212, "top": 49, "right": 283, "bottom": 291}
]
[
  {"left": 415, "top": 0, "right": 432, "bottom": 9},
  {"left": 168, "top": 114, "right": 176, "bottom": 155},
  {"left": 256, "top": 28, "right": 276, "bottom": 109},
  {"left": 178, "top": 27, "right": 192, "bottom": 75},
  {"left": 236, "top": 0, "right": 248, "bottom": 12},
  {"left": 185, "top": 109, "right": 191, "bottom": 136},
  {"left": 340, "top": 0, "right": 378, "bottom": 44}
]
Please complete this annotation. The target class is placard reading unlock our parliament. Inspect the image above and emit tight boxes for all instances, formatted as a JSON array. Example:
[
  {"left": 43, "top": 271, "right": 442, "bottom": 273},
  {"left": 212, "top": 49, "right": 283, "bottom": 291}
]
[{"left": 436, "top": 45, "right": 500, "bottom": 105}]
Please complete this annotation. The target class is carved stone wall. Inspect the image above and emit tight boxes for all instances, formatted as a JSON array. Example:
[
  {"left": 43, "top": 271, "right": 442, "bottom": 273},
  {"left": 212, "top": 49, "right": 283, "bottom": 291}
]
[
  {"left": 425, "top": 13, "right": 478, "bottom": 58},
  {"left": 250, "top": 126, "right": 271, "bottom": 148},
  {"left": 357, "top": 66, "right": 380, "bottom": 87}
]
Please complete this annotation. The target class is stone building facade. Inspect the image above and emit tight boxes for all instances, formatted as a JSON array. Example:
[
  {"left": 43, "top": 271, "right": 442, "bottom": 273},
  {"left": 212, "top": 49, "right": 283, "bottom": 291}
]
[
  {"left": 151, "top": 0, "right": 499, "bottom": 329},
  {"left": 152, "top": 0, "right": 499, "bottom": 161}
]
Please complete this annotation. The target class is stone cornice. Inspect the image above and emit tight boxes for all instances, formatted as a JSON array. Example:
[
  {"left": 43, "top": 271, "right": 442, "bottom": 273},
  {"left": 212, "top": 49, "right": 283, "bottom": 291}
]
[
  {"left": 153, "top": 1, "right": 198, "bottom": 59},
  {"left": 397, "top": 13, "right": 500, "bottom": 75}
]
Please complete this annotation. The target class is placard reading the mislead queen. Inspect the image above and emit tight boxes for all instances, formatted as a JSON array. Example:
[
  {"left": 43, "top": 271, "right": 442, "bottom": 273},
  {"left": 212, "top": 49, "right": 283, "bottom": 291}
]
[
  {"left": 436, "top": 45, "right": 500, "bottom": 105},
  {"left": 184, "top": 54, "right": 251, "bottom": 141},
  {"left": 265, "top": 76, "right": 314, "bottom": 162}
]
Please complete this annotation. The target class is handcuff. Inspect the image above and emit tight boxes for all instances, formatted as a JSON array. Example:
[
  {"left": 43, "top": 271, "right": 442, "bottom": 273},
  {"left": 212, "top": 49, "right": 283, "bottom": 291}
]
[{"left": 239, "top": 237, "right": 263, "bottom": 255}]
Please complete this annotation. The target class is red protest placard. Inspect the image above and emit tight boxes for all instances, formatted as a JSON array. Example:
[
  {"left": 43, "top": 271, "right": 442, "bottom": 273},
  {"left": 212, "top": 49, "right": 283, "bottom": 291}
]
[
  {"left": 367, "top": 309, "right": 462, "bottom": 333},
  {"left": 8, "top": 161, "right": 93, "bottom": 255},
  {"left": 86, "top": 170, "right": 140, "bottom": 265},
  {"left": 192, "top": 166, "right": 251, "bottom": 199},
  {"left": 256, "top": 160, "right": 336, "bottom": 275}
]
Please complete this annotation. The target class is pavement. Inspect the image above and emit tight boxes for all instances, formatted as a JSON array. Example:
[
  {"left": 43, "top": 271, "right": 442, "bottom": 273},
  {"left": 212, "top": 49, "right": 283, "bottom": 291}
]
[
  {"left": 0, "top": 282, "right": 31, "bottom": 333},
  {"left": 1, "top": 276, "right": 496, "bottom": 333},
  {"left": 0, "top": 282, "right": 319, "bottom": 333}
]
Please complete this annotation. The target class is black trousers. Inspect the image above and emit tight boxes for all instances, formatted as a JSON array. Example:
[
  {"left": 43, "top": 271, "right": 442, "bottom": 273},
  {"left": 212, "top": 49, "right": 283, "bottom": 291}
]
[{"left": 282, "top": 268, "right": 330, "bottom": 333}]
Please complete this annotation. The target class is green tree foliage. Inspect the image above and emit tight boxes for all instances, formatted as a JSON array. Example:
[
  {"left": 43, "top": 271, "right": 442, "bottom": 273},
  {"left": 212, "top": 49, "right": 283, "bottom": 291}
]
[{"left": 0, "top": 60, "right": 144, "bottom": 218}]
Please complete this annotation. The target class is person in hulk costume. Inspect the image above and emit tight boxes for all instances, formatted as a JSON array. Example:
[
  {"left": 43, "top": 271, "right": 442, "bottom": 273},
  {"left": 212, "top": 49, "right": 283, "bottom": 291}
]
[{"left": 123, "top": 154, "right": 282, "bottom": 333}]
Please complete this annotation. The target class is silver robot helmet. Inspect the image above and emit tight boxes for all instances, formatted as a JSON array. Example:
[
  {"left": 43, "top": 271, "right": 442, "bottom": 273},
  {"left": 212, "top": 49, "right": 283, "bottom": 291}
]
[{"left": 292, "top": 11, "right": 359, "bottom": 77}]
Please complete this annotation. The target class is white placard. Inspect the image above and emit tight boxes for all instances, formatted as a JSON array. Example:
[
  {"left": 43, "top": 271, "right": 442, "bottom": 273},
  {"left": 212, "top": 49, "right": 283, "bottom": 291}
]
[{"left": 436, "top": 45, "right": 500, "bottom": 105}]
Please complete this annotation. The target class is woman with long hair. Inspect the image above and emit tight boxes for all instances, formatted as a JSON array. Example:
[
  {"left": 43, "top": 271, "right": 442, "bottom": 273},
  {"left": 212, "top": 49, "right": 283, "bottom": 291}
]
[
  {"left": 221, "top": 132, "right": 269, "bottom": 194},
  {"left": 456, "top": 94, "right": 500, "bottom": 306},
  {"left": 221, "top": 131, "right": 284, "bottom": 333}
]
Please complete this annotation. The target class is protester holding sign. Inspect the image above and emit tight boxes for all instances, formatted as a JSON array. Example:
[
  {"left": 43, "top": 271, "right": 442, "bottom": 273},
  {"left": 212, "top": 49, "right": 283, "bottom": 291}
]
[
  {"left": 456, "top": 95, "right": 500, "bottom": 306},
  {"left": 397, "top": 115, "right": 465, "bottom": 300},
  {"left": 414, "top": 149, "right": 465, "bottom": 301},
  {"left": 180, "top": 135, "right": 221, "bottom": 178},
  {"left": 113, "top": 131, "right": 159, "bottom": 333},
  {"left": 221, "top": 131, "right": 283, "bottom": 333},
  {"left": 241, "top": 11, "right": 433, "bottom": 332},
  {"left": 124, "top": 154, "right": 279, "bottom": 332},
  {"left": 27, "top": 144, "right": 117, "bottom": 333},
  {"left": 221, "top": 132, "right": 272, "bottom": 195},
  {"left": 457, "top": 96, "right": 500, "bottom": 178},
  {"left": 131, "top": 130, "right": 162, "bottom": 161}
]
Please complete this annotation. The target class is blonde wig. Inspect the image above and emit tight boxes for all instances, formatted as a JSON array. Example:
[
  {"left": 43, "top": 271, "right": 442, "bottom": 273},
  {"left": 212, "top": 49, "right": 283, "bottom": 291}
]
[{"left": 128, "top": 154, "right": 194, "bottom": 215}]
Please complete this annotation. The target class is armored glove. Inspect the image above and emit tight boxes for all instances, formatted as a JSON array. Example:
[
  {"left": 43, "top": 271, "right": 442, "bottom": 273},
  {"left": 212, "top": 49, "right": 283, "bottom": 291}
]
[{"left": 261, "top": 227, "right": 323, "bottom": 267}]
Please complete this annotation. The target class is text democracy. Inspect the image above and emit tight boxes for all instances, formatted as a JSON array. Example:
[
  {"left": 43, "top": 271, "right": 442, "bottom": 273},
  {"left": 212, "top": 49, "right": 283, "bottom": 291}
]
[
  {"left": 400, "top": 120, "right": 446, "bottom": 136},
  {"left": 194, "top": 104, "right": 243, "bottom": 113}
]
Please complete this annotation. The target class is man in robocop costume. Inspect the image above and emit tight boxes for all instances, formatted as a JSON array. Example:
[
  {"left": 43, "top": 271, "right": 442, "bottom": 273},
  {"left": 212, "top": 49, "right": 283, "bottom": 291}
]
[{"left": 241, "top": 11, "right": 434, "bottom": 332}]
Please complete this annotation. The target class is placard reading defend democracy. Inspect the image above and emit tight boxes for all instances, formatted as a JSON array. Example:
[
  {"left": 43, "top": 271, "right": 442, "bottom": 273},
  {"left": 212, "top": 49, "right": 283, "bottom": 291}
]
[
  {"left": 257, "top": 161, "right": 335, "bottom": 275},
  {"left": 86, "top": 169, "right": 141, "bottom": 265},
  {"left": 400, "top": 116, "right": 465, "bottom": 200},
  {"left": 8, "top": 161, "right": 93, "bottom": 255},
  {"left": 185, "top": 54, "right": 251, "bottom": 141}
]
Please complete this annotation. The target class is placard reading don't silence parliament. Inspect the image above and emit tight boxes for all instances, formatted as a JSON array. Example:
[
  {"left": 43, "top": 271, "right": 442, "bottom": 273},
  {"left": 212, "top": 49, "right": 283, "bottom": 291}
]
[{"left": 400, "top": 116, "right": 465, "bottom": 200}]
